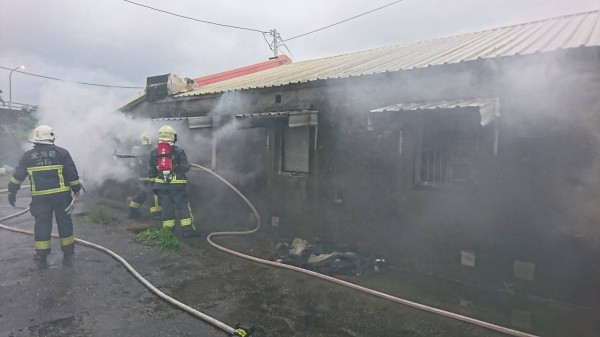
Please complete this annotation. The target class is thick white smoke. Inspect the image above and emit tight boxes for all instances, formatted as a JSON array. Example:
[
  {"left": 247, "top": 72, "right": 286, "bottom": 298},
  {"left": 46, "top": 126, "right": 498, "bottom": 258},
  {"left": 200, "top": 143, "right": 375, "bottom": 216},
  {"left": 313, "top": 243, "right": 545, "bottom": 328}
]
[
  {"left": 206, "top": 92, "right": 267, "bottom": 186},
  {"left": 27, "top": 87, "right": 262, "bottom": 190},
  {"left": 33, "top": 83, "right": 155, "bottom": 189}
]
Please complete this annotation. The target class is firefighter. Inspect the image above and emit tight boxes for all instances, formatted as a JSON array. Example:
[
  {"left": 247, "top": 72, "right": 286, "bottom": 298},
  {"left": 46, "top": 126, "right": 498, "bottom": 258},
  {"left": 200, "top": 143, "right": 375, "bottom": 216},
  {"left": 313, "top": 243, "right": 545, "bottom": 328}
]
[
  {"left": 6, "top": 125, "right": 82, "bottom": 265},
  {"left": 149, "top": 125, "right": 198, "bottom": 237},
  {"left": 128, "top": 131, "right": 161, "bottom": 219}
]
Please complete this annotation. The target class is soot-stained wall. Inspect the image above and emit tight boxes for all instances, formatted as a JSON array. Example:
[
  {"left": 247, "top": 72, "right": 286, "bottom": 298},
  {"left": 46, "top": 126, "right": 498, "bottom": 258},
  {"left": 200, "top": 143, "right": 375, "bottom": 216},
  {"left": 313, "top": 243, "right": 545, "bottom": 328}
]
[{"left": 126, "top": 47, "right": 600, "bottom": 307}]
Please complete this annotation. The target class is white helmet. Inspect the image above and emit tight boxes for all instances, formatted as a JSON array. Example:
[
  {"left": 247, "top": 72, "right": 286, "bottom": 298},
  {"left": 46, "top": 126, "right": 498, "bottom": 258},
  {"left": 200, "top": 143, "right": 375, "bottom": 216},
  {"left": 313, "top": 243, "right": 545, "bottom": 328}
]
[{"left": 31, "top": 125, "right": 55, "bottom": 144}]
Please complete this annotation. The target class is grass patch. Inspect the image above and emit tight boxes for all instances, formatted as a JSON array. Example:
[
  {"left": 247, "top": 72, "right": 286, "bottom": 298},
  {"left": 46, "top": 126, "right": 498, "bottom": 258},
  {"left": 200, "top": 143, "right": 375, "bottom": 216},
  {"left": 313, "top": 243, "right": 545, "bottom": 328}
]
[
  {"left": 88, "top": 206, "right": 113, "bottom": 224},
  {"left": 136, "top": 227, "right": 179, "bottom": 250}
]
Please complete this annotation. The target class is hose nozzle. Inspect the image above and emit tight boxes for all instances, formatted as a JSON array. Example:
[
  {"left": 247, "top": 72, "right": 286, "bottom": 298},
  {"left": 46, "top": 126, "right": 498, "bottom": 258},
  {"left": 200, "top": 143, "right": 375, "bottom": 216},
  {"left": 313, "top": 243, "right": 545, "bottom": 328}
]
[{"left": 232, "top": 324, "right": 254, "bottom": 337}]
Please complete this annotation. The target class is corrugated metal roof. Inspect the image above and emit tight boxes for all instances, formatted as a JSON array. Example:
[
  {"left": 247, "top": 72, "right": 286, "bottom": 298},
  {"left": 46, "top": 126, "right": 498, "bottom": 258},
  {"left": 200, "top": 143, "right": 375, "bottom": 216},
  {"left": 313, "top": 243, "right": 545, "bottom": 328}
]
[
  {"left": 119, "top": 89, "right": 146, "bottom": 111},
  {"left": 370, "top": 97, "right": 500, "bottom": 126},
  {"left": 178, "top": 10, "right": 600, "bottom": 98}
]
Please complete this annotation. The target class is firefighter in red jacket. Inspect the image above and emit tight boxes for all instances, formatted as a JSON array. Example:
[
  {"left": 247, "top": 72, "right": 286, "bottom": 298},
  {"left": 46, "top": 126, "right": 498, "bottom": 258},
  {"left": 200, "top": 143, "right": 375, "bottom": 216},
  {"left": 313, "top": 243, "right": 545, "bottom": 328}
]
[
  {"left": 128, "top": 131, "right": 161, "bottom": 219},
  {"left": 7, "top": 125, "right": 82, "bottom": 264},
  {"left": 149, "top": 125, "right": 198, "bottom": 237}
]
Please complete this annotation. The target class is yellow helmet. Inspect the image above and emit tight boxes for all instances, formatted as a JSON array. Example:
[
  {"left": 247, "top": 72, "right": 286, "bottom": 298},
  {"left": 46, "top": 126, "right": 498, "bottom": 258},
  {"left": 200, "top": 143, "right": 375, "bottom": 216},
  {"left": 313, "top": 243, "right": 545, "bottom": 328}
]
[
  {"left": 140, "top": 131, "right": 152, "bottom": 145},
  {"left": 158, "top": 125, "right": 176, "bottom": 142},
  {"left": 31, "top": 125, "right": 56, "bottom": 144}
]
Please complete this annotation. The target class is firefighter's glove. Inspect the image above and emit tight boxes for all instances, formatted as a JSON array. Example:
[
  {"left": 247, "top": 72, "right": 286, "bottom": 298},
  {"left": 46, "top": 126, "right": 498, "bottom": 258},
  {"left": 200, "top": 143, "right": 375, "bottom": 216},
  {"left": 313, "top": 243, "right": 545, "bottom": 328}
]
[{"left": 8, "top": 193, "right": 16, "bottom": 207}]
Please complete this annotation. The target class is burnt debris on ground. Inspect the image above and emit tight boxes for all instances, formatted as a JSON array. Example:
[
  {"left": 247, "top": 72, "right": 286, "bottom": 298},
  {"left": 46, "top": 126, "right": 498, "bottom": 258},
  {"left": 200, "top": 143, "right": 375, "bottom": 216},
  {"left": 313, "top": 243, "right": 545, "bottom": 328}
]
[{"left": 273, "top": 237, "right": 387, "bottom": 277}]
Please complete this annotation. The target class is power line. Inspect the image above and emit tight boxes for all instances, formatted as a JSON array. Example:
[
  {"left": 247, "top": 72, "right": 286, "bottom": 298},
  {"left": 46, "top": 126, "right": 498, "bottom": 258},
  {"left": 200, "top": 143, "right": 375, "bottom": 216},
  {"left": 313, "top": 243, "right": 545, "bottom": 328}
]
[
  {"left": 285, "top": 0, "right": 404, "bottom": 41},
  {"left": 121, "top": 0, "right": 268, "bottom": 33},
  {"left": 0, "top": 66, "right": 143, "bottom": 89},
  {"left": 263, "top": 30, "right": 294, "bottom": 58},
  {"left": 119, "top": 1, "right": 402, "bottom": 56},
  {"left": 121, "top": 0, "right": 274, "bottom": 53},
  {"left": 0, "top": 1, "right": 403, "bottom": 90}
]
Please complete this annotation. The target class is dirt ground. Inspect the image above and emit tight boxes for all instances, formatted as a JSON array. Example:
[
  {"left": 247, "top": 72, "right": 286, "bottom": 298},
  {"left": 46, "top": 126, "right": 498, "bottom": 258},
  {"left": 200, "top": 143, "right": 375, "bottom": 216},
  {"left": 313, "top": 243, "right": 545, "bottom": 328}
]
[{"left": 0, "top": 189, "right": 589, "bottom": 337}]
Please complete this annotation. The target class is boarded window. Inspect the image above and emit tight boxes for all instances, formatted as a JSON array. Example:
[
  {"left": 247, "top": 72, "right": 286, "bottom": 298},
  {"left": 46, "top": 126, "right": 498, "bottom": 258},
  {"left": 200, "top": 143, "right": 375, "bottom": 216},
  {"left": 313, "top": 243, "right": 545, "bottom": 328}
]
[{"left": 282, "top": 125, "right": 309, "bottom": 173}]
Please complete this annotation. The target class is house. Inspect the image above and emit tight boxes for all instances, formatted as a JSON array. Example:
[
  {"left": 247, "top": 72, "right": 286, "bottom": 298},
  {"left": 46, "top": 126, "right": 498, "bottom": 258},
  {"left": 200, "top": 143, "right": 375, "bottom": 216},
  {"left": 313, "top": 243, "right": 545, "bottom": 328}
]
[{"left": 122, "top": 10, "right": 600, "bottom": 315}]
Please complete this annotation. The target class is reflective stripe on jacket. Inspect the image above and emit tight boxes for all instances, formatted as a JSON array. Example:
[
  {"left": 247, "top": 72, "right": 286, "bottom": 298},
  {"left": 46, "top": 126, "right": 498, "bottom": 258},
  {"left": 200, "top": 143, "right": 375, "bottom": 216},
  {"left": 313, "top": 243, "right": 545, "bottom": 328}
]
[
  {"left": 149, "top": 144, "right": 190, "bottom": 190},
  {"left": 8, "top": 143, "right": 81, "bottom": 196}
]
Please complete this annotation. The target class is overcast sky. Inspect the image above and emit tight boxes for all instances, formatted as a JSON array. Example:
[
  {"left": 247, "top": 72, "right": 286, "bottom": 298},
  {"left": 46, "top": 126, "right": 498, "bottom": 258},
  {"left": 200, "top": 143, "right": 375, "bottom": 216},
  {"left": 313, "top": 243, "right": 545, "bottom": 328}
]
[{"left": 1, "top": 0, "right": 598, "bottom": 106}]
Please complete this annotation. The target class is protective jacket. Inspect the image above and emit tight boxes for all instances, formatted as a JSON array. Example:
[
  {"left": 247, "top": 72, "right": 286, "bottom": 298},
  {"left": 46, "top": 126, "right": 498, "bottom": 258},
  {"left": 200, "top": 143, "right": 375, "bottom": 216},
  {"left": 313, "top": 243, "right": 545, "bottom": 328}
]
[
  {"left": 149, "top": 144, "right": 190, "bottom": 189},
  {"left": 8, "top": 143, "right": 81, "bottom": 196},
  {"left": 128, "top": 145, "right": 161, "bottom": 216},
  {"left": 8, "top": 143, "right": 81, "bottom": 259},
  {"left": 134, "top": 145, "right": 152, "bottom": 182},
  {"left": 148, "top": 143, "right": 195, "bottom": 234}
]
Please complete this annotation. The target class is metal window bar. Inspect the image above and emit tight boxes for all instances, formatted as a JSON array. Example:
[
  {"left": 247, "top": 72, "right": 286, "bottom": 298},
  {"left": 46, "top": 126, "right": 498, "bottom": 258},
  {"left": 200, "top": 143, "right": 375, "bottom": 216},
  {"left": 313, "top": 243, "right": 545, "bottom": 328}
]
[{"left": 421, "top": 148, "right": 449, "bottom": 184}]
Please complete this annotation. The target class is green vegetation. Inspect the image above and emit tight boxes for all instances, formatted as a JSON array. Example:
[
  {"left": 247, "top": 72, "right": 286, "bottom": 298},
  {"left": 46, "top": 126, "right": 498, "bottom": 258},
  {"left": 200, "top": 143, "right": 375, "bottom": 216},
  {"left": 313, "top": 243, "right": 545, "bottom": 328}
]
[
  {"left": 88, "top": 206, "right": 114, "bottom": 225},
  {"left": 136, "top": 227, "right": 179, "bottom": 250},
  {"left": 0, "top": 112, "right": 38, "bottom": 166},
  {"left": 15, "top": 113, "right": 39, "bottom": 140}
]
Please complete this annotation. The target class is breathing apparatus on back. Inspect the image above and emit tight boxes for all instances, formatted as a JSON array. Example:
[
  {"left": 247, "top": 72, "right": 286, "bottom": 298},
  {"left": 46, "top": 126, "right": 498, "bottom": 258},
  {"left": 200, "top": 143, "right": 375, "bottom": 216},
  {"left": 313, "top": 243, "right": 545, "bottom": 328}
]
[{"left": 157, "top": 125, "right": 176, "bottom": 183}]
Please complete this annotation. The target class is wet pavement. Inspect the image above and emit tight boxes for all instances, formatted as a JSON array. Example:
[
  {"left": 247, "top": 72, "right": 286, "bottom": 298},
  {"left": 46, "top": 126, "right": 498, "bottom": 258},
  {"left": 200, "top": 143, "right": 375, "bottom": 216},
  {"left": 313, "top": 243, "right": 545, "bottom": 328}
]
[{"left": 0, "top": 191, "right": 597, "bottom": 337}]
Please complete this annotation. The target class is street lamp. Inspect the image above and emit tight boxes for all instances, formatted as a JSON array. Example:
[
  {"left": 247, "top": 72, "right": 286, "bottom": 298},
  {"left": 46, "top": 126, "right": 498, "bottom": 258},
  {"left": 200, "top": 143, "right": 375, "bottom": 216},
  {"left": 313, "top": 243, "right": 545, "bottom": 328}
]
[{"left": 9, "top": 64, "right": 25, "bottom": 110}]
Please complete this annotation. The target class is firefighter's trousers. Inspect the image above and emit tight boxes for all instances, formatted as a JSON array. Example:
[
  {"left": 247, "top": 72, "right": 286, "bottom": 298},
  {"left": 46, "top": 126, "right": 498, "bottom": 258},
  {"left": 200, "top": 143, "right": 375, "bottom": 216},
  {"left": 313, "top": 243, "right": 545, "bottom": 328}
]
[
  {"left": 30, "top": 192, "right": 74, "bottom": 257},
  {"left": 129, "top": 181, "right": 161, "bottom": 214},
  {"left": 156, "top": 187, "right": 195, "bottom": 234}
]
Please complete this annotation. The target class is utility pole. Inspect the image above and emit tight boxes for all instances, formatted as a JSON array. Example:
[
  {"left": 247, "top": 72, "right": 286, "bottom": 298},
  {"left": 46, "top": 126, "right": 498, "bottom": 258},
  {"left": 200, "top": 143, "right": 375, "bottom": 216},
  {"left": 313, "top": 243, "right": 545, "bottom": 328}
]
[
  {"left": 271, "top": 29, "right": 279, "bottom": 57},
  {"left": 8, "top": 65, "right": 25, "bottom": 110}
]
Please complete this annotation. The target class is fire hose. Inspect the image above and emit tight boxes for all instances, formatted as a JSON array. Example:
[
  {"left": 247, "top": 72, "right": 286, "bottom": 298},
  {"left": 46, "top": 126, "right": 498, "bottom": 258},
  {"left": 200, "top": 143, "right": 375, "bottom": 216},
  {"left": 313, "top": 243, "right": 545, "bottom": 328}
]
[
  {"left": 0, "top": 166, "right": 540, "bottom": 337},
  {"left": 0, "top": 188, "right": 248, "bottom": 337},
  {"left": 191, "top": 164, "right": 539, "bottom": 337}
]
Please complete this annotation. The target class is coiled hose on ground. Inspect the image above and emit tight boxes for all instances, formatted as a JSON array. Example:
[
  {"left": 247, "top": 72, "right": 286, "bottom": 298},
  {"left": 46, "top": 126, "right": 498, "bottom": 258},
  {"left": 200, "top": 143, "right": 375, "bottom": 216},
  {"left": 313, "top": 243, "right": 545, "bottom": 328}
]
[
  {"left": 1, "top": 166, "right": 539, "bottom": 337},
  {"left": 0, "top": 184, "right": 238, "bottom": 335}
]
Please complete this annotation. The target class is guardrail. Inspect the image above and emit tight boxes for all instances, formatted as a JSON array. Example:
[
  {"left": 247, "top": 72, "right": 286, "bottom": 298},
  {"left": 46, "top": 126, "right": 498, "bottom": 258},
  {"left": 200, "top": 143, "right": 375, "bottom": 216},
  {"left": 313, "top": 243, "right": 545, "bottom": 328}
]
[{"left": 1, "top": 101, "right": 38, "bottom": 112}]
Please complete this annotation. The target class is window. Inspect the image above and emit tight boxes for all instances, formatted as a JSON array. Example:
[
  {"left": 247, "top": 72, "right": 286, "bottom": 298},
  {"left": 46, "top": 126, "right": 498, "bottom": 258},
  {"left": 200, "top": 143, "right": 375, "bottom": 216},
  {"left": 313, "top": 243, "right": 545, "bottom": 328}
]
[
  {"left": 234, "top": 110, "right": 317, "bottom": 175},
  {"left": 282, "top": 125, "right": 309, "bottom": 173},
  {"left": 416, "top": 114, "right": 477, "bottom": 189}
]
